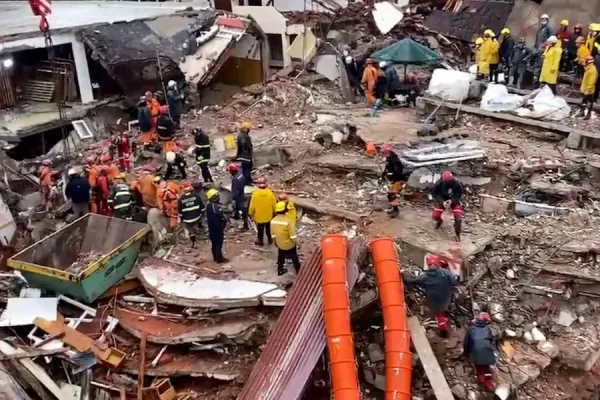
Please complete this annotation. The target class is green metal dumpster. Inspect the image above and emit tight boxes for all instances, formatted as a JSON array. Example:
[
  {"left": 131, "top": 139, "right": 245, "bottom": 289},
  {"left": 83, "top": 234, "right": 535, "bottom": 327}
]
[{"left": 8, "top": 214, "right": 150, "bottom": 303}]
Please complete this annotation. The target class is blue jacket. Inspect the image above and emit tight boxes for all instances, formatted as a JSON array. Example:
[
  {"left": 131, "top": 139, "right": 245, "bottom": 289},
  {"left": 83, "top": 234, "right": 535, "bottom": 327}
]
[
  {"left": 231, "top": 172, "right": 246, "bottom": 211},
  {"left": 206, "top": 201, "right": 226, "bottom": 240},
  {"left": 403, "top": 268, "right": 457, "bottom": 313},
  {"left": 65, "top": 177, "right": 90, "bottom": 204},
  {"left": 463, "top": 321, "right": 496, "bottom": 365}
]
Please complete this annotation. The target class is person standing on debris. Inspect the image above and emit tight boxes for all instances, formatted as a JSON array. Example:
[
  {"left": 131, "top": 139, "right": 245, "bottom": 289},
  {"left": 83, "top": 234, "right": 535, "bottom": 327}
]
[
  {"left": 178, "top": 181, "right": 204, "bottom": 247},
  {"left": 463, "top": 312, "right": 496, "bottom": 391},
  {"left": 381, "top": 61, "right": 400, "bottom": 103},
  {"left": 193, "top": 128, "right": 213, "bottom": 183},
  {"left": 343, "top": 51, "right": 363, "bottom": 97},
  {"left": 108, "top": 173, "right": 134, "bottom": 220},
  {"left": 593, "top": 24, "right": 600, "bottom": 57},
  {"left": 271, "top": 201, "right": 301, "bottom": 276},
  {"left": 556, "top": 20, "right": 571, "bottom": 71},
  {"left": 370, "top": 62, "right": 387, "bottom": 117},
  {"left": 361, "top": 58, "right": 377, "bottom": 107},
  {"left": 540, "top": 36, "right": 562, "bottom": 94},
  {"left": 166, "top": 80, "right": 184, "bottom": 129},
  {"left": 229, "top": 163, "right": 249, "bottom": 231},
  {"left": 277, "top": 193, "right": 296, "bottom": 222},
  {"left": 115, "top": 132, "right": 132, "bottom": 172},
  {"left": 130, "top": 164, "right": 158, "bottom": 209},
  {"left": 164, "top": 148, "right": 187, "bottom": 180},
  {"left": 475, "top": 37, "right": 488, "bottom": 79},
  {"left": 381, "top": 144, "right": 405, "bottom": 218},
  {"left": 236, "top": 122, "right": 254, "bottom": 185},
  {"left": 576, "top": 36, "right": 591, "bottom": 78},
  {"left": 101, "top": 153, "right": 119, "bottom": 184},
  {"left": 535, "top": 14, "right": 553, "bottom": 50},
  {"left": 579, "top": 55, "right": 598, "bottom": 119},
  {"left": 206, "top": 188, "right": 228, "bottom": 263},
  {"left": 85, "top": 156, "right": 99, "bottom": 214},
  {"left": 488, "top": 32, "right": 500, "bottom": 83},
  {"left": 66, "top": 168, "right": 90, "bottom": 219},
  {"left": 402, "top": 254, "right": 458, "bottom": 338},
  {"left": 39, "top": 159, "right": 54, "bottom": 211},
  {"left": 480, "top": 30, "right": 494, "bottom": 81},
  {"left": 567, "top": 24, "right": 584, "bottom": 72},
  {"left": 95, "top": 166, "right": 111, "bottom": 216},
  {"left": 586, "top": 24, "right": 597, "bottom": 52},
  {"left": 432, "top": 171, "right": 463, "bottom": 241},
  {"left": 137, "top": 94, "right": 156, "bottom": 145},
  {"left": 249, "top": 176, "right": 277, "bottom": 246},
  {"left": 509, "top": 37, "right": 532, "bottom": 88},
  {"left": 163, "top": 181, "right": 181, "bottom": 229},
  {"left": 499, "top": 28, "right": 515, "bottom": 75},
  {"left": 157, "top": 105, "right": 175, "bottom": 154}
]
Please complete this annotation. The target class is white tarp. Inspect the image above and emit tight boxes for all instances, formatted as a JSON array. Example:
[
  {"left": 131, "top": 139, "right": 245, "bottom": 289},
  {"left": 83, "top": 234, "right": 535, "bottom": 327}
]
[
  {"left": 0, "top": 298, "right": 58, "bottom": 327},
  {"left": 514, "top": 85, "right": 571, "bottom": 121},
  {"left": 480, "top": 83, "right": 523, "bottom": 112},
  {"left": 372, "top": 2, "right": 404, "bottom": 35},
  {"left": 427, "top": 69, "right": 474, "bottom": 102}
]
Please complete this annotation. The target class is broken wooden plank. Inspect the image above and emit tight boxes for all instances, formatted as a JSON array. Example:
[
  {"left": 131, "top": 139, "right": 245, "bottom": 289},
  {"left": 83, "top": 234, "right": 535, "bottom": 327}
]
[
  {"left": 421, "top": 97, "right": 598, "bottom": 140},
  {"left": 407, "top": 316, "right": 454, "bottom": 400},
  {"left": 137, "top": 334, "right": 146, "bottom": 400},
  {"left": 0, "top": 347, "right": 67, "bottom": 361},
  {"left": 0, "top": 361, "right": 34, "bottom": 400}
]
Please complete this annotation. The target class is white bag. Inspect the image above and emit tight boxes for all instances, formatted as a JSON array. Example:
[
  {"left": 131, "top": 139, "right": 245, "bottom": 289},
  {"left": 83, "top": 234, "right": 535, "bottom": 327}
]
[
  {"left": 515, "top": 85, "right": 571, "bottom": 121},
  {"left": 427, "top": 69, "right": 474, "bottom": 102},
  {"left": 480, "top": 83, "right": 523, "bottom": 112}
]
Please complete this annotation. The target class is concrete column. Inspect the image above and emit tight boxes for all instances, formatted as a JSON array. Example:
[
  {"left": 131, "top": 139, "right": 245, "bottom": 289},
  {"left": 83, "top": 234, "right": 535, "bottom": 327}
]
[
  {"left": 71, "top": 39, "right": 94, "bottom": 104},
  {"left": 281, "top": 33, "right": 292, "bottom": 68}
]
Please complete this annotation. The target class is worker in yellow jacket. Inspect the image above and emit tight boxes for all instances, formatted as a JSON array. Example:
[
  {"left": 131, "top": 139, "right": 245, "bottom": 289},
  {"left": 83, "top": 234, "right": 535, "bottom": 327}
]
[
  {"left": 248, "top": 176, "right": 277, "bottom": 246},
  {"left": 271, "top": 201, "right": 301, "bottom": 276},
  {"left": 480, "top": 30, "right": 494, "bottom": 81},
  {"left": 579, "top": 55, "right": 598, "bottom": 119},
  {"left": 576, "top": 36, "right": 591, "bottom": 78},
  {"left": 475, "top": 37, "right": 488, "bottom": 78},
  {"left": 540, "top": 36, "right": 562, "bottom": 94},
  {"left": 586, "top": 24, "right": 599, "bottom": 53},
  {"left": 488, "top": 32, "right": 500, "bottom": 83},
  {"left": 277, "top": 193, "right": 296, "bottom": 222}
]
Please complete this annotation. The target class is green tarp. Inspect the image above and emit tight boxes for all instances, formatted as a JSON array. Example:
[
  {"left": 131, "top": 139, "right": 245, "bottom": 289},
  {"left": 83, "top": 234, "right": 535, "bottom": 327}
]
[{"left": 371, "top": 38, "right": 440, "bottom": 65}]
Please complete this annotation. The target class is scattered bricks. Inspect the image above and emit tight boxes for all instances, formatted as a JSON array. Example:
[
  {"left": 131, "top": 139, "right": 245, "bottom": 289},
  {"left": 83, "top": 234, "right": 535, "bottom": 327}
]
[{"left": 480, "top": 194, "right": 512, "bottom": 214}]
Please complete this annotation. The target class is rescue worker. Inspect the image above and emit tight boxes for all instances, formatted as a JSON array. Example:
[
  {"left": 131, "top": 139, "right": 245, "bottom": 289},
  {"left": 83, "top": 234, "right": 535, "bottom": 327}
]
[
  {"left": 540, "top": 36, "right": 562, "bottom": 94},
  {"left": 116, "top": 132, "right": 132, "bottom": 172},
  {"left": 432, "top": 171, "right": 463, "bottom": 241},
  {"left": 229, "top": 163, "right": 249, "bottom": 231},
  {"left": 480, "top": 30, "right": 494, "bottom": 81},
  {"left": 108, "top": 173, "right": 134, "bottom": 220},
  {"left": 130, "top": 164, "right": 158, "bottom": 209},
  {"left": 556, "top": 20, "right": 571, "bottom": 70},
  {"left": 586, "top": 24, "right": 597, "bottom": 53},
  {"left": 164, "top": 148, "right": 187, "bottom": 180},
  {"left": 535, "top": 14, "right": 553, "bottom": 51},
  {"left": 101, "top": 153, "right": 119, "bottom": 183},
  {"left": 39, "top": 159, "right": 54, "bottom": 211},
  {"left": 343, "top": 51, "right": 363, "bottom": 96},
  {"left": 193, "top": 128, "right": 213, "bottom": 183},
  {"left": 248, "top": 176, "right": 276, "bottom": 246},
  {"left": 178, "top": 181, "right": 205, "bottom": 247},
  {"left": 488, "top": 32, "right": 500, "bottom": 83},
  {"left": 163, "top": 181, "right": 181, "bottom": 229},
  {"left": 154, "top": 176, "right": 166, "bottom": 213},
  {"left": 382, "top": 61, "right": 400, "bottom": 103},
  {"left": 593, "top": 24, "right": 600, "bottom": 57},
  {"left": 66, "top": 167, "right": 90, "bottom": 219},
  {"left": 277, "top": 193, "right": 296, "bottom": 222},
  {"left": 576, "top": 36, "right": 591, "bottom": 78},
  {"left": 381, "top": 144, "right": 405, "bottom": 218},
  {"left": 370, "top": 62, "right": 387, "bottom": 117},
  {"left": 271, "top": 201, "right": 301, "bottom": 276},
  {"left": 85, "top": 156, "right": 99, "bottom": 213},
  {"left": 402, "top": 254, "right": 458, "bottom": 338},
  {"left": 236, "top": 122, "right": 254, "bottom": 185},
  {"left": 206, "top": 188, "right": 228, "bottom": 263},
  {"left": 157, "top": 105, "right": 175, "bottom": 154},
  {"left": 568, "top": 24, "right": 584, "bottom": 72},
  {"left": 499, "top": 28, "right": 515, "bottom": 75},
  {"left": 509, "top": 37, "right": 532, "bottom": 88},
  {"left": 146, "top": 91, "right": 160, "bottom": 136},
  {"left": 95, "top": 166, "right": 111, "bottom": 216},
  {"left": 475, "top": 37, "right": 488, "bottom": 79},
  {"left": 579, "top": 55, "right": 598, "bottom": 119},
  {"left": 361, "top": 58, "right": 377, "bottom": 107},
  {"left": 463, "top": 312, "right": 496, "bottom": 391},
  {"left": 166, "top": 80, "right": 183, "bottom": 129}
]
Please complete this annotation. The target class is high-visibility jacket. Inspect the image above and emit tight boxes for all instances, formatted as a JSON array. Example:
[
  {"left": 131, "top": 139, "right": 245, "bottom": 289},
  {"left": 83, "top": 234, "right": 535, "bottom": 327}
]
[
  {"left": 248, "top": 187, "right": 276, "bottom": 224},
  {"left": 156, "top": 184, "right": 165, "bottom": 212},
  {"left": 284, "top": 200, "right": 296, "bottom": 222},
  {"left": 489, "top": 39, "right": 500, "bottom": 64},
  {"left": 178, "top": 192, "right": 205, "bottom": 223},
  {"left": 480, "top": 38, "right": 494, "bottom": 70},
  {"left": 581, "top": 64, "right": 598, "bottom": 95},
  {"left": 39, "top": 167, "right": 52, "bottom": 187},
  {"left": 194, "top": 132, "right": 211, "bottom": 165},
  {"left": 578, "top": 45, "right": 591, "bottom": 65},
  {"left": 475, "top": 45, "right": 489, "bottom": 76},
  {"left": 270, "top": 214, "right": 297, "bottom": 251},
  {"left": 540, "top": 45, "right": 562, "bottom": 85},
  {"left": 108, "top": 183, "right": 133, "bottom": 211},
  {"left": 586, "top": 33, "right": 596, "bottom": 52},
  {"left": 137, "top": 173, "right": 158, "bottom": 208}
]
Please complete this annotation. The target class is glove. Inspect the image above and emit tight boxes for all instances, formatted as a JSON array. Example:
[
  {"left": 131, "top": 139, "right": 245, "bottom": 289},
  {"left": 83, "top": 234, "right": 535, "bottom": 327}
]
[{"left": 443, "top": 200, "right": 451, "bottom": 209}]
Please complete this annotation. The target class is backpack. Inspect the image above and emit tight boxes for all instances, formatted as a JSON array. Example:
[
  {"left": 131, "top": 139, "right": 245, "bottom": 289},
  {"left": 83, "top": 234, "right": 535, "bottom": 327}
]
[{"left": 137, "top": 106, "right": 152, "bottom": 132}]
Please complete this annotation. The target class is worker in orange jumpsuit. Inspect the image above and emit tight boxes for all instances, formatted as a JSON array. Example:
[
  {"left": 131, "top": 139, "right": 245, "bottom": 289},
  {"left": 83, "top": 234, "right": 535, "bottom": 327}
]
[
  {"left": 130, "top": 165, "right": 158, "bottom": 209},
  {"left": 163, "top": 181, "right": 181, "bottom": 229},
  {"left": 147, "top": 91, "right": 160, "bottom": 137},
  {"left": 39, "top": 159, "right": 54, "bottom": 211},
  {"left": 95, "top": 166, "right": 111, "bottom": 216},
  {"left": 101, "top": 153, "right": 119, "bottom": 183},
  {"left": 85, "top": 156, "right": 99, "bottom": 213},
  {"left": 361, "top": 58, "right": 377, "bottom": 107},
  {"left": 138, "top": 92, "right": 160, "bottom": 145},
  {"left": 154, "top": 176, "right": 166, "bottom": 213}
]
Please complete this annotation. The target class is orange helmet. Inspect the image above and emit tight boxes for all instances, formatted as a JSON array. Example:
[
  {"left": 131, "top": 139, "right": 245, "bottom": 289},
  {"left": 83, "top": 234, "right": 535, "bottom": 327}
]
[
  {"left": 100, "top": 153, "right": 111, "bottom": 162},
  {"left": 277, "top": 193, "right": 288, "bottom": 201},
  {"left": 181, "top": 181, "right": 193, "bottom": 192},
  {"left": 41, "top": 159, "right": 52, "bottom": 166},
  {"left": 381, "top": 144, "right": 393, "bottom": 156},
  {"left": 255, "top": 177, "right": 267, "bottom": 188},
  {"left": 441, "top": 171, "right": 453, "bottom": 181},
  {"left": 227, "top": 163, "right": 239, "bottom": 173},
  {"left": 86, "top": 156, "right": 95, "bottom": 164}
]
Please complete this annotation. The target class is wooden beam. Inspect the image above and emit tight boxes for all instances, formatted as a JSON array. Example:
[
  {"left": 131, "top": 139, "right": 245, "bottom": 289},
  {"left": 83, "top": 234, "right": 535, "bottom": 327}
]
[
  {"left": 137, "top": 334, "right": 146, "bottom": 400},
  {"left": 408, "top": 316, "right": 454, "bottom": 400}
]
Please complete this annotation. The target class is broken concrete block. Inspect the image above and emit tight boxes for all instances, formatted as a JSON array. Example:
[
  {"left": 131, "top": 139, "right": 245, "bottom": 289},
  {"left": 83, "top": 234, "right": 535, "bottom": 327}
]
[
  {"left": 531, "top": 327, "right": 546, "bottom": 342},
  {"left": 451, "top": 384, "right": 467, "bottom": 399},
  {"left": 554, "top": 307, "right": 577, "bottom": 327},
  {"left": 253, "top": 146, "right": 291, "bottom": 167},
  {"left": 514, "top": 199, "right": 570, "bottom": 217},
  {"left": 480, "top": 194, "right": 512, "bottom": 214},
  {"left": 566, "top": 132, "right": 582, "bottom": 149},
  {"left": 17, "top": 192, "right": 42, "bottom": 211},
  {"left": 416, "top": 123, "right": 440, "bottom": 137},
  {"left": 367, "top": 343, "right": 385, "bottom": 363},
  {"left": 537, "top": 341, "right": 559, "bottom": 358}
]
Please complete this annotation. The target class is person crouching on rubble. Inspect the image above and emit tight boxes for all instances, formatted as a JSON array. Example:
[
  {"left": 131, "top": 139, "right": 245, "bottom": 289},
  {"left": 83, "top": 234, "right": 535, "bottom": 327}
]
[
  {"left": 66, "top": 167, "right": 90, "bottom": 219},
  {"left": 463, "top": 312, "right": 496, "bottom": 391},
  {"left": 271, "top": 201, "right": 301, "bottom": 276},
  {"left": 249, "top": 176, "right": 276, "bottom": 246},
  {"left": 164, "top": 147, "right": 187, "bottom": 180},
  {"left": 402, "top": 254, "right": 458, "bottom": 338},
  {"left": 130, "top": 164, "right": 158, "bottom": 209},
  {"left": 178, "top": 181, "right": 205, "bottom": 248},
  {"left": 381, "top": 144, "right": 405, "bottom": 218},
  {"left": 206, "top": 188, "right": 228, "bottom": 264},
  {"left": 229, "top": 163, "right": 249, "bottom": 231},
  {"left": 578, "top": 55, "right": 598, "bottom": 119},
  {"left": 540, "top": 36, "right": 562, "bottom": 94},
  {"left": 157, "top": 105, "right": 175, "bottom": 154},
  {"left": 107, "top": 173, "right": 133, "bottom": 220},
  {"left": 432, "top": 171, "right": 463, "bottom": 242}
]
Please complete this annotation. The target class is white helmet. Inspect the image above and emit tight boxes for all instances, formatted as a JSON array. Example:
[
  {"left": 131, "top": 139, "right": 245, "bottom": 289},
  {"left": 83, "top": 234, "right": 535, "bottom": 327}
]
[
  {"left": 343, "top": 49, "right": 349, "bottom": 56},
  {"left": 345, "top": 55, "right": 353, "bottom": 64},
  {"left": 68, "top": 168, "right": 77, "bottom": 176},
  {"left": 541, "top": 14, "right": 549, "bottom": 20},
  {"left": 547, "top": 35, "right": 558, "bottom": 43},
  {"left": 167, "top": 80, "right": 176, "bottom": 87},
  {"left": 166, "top": 151, "right": 176, "bottom": 163},
  {"left": 379, "top": 61, "right": 388, "bottom": 68}
]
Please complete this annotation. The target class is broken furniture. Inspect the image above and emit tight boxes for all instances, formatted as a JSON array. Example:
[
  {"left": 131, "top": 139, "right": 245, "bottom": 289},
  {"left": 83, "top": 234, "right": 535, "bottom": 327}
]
[
  {"left": 8, "top": 214, "right": 150, "bottom": 302},
  {"left": 142, "top": 378, "right": 176, "bottom": 400}
]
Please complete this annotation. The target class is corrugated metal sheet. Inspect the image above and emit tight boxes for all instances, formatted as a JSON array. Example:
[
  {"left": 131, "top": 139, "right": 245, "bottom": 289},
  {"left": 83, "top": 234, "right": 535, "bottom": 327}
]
[{"left": 238, "top": 237, "right": 366, "bottom": 400}]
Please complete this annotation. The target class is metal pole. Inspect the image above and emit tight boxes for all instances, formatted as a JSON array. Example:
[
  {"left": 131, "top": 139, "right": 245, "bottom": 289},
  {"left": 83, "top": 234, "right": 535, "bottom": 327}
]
[{"left": 155, "top": 47, "right": 173, "bottom": 120}]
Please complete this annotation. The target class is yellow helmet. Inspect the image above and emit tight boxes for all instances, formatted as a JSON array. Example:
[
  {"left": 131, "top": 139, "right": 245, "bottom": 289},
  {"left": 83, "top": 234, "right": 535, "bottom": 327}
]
[
  {"left": 240, "top": 122, "right": 252, "bottom": 133},
  {"left": 484, "top": 29, "right": 494, "bottom": 37},
  {"left": 475, "top": 37, "right": 484, "bottom": 45},
  {"left": 501, "top": 28, "right": 510, "bottom": 35},
  {"left": 275, "top": 201, "right": 287, "bottom": 213},
  {"left": 561, "top": 19, "right": 569, "bottom": 26},
  {"left": 206, "top": 188, "right": 219, "bottom": 200},
  {"left": 593, "top": 23, "right": 600, "bottom": 32}
]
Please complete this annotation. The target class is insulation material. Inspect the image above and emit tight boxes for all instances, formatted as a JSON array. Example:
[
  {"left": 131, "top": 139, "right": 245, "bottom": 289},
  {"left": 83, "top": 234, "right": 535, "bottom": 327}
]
[
  {"left": 288, "top": 29, "right": 317, "bottom": 62},
  {"left": 0, "top": 298, "right": 58, "bottom": 327},
  {"left": 372, "top": 2, "right": 404, "bottom": 35}
]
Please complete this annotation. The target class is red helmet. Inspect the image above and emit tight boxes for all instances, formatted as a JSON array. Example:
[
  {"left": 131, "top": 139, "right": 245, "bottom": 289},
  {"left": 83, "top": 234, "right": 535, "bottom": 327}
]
[
  {"left": 255, "top": 177, "right": 267, "bottom": 188},
  {"left": 381, "top": 144, "right": 393, "bottom": 156},
  {"left": 441, "top": 171, "right": 453, "bottom": 181},
  {"left": 181, "top": 181, "right": 193, "bottom": 192},
  {"left": 41, "top": 159, "right": 52, "bottom": 166},
  {"left": 86, "top": 156, "right": 95, "bottom": 164},
  {"left": 159, "top": 105, "right": 169, "bottom": 114},
  {"left": 100, "top": 153, "right": 111, "bottom": 162},
  {"left": 277, "top": 193, "right": 288, "bottom": 201},
  {"left": 425, "top": 254, "right": 442, "bottom": 267},
  {"left": 575, "top": 23, "right": 583, "bottom": 30},
  {"left": 476, "top": 312, "right": 491, "bottom": 322},
  {"left": 227, "top": 163, "right": 239, "bottom": 173}
]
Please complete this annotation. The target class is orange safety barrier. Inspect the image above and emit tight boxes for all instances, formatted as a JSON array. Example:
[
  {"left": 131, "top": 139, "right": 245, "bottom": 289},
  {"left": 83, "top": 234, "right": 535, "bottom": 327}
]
[
  {"left": 369, "top": 237, "right": 412, "bottom": 400},
  {"left": 320, "top": 234, "right": 360, "bottom": 400}
]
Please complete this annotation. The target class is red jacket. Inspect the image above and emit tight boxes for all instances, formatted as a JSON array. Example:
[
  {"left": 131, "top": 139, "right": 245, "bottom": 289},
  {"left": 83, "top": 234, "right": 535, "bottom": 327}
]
[
  {"left": 118, "top": 135, "right": 131, "bottom": 155},
  {"left": 556, "top": 27, "right": 571, "bottom": 48},
  {"left": 96, "top": 176, "right": 110, "bottom": 199}
]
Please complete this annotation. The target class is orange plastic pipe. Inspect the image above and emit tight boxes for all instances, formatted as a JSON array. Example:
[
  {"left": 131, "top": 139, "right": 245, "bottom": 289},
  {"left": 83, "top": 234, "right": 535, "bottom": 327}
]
[
  {"left": 369, "top": 238, "right": 412, "bottom": 400},
  {"left": 320, "top": 234, "right": 360, "bottom": 400}
]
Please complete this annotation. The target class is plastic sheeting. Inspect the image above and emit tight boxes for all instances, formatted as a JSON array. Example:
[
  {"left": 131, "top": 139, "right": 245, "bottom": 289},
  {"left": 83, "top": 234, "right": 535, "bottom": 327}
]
[
  {"left": 480, "top": 84, "right": 523, "bottom": 112},
  {"left": 515, "top": 86, "right": 571, "bottom": 121},
  {"left": 427, "top": 69, "right": 474, "bottom": 101}
]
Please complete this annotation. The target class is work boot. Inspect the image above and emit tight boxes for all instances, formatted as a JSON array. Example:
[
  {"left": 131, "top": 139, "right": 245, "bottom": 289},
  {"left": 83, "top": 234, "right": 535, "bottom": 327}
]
[
  {"left": 267, "top": 239, "right": 273, "bottom": 246},
  {"left": 454, "top": 219, "right": 462, "bottom": 242},
  {"left": 434, "top": 219, "right": 443, "bottom": 230},
  {"left": 190, "top": 235, "right": 197, "bottom": 249},
  {"left": 255, "top": 240, "right": 264, "bottom": 246},
  {"left": 386, "top": 206, "right": 399, "bottom": 218},
  {"left": 277, "top": 265, "right": 286, "bottom": 276},
  {"left": 217, "top": 257, "right": 230, "bottom": 264}
]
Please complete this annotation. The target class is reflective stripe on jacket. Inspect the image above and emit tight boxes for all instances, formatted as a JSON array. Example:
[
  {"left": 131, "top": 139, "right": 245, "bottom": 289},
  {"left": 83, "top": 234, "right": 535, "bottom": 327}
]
[
  {"left": 178, "top": 192, "right": 205, "bottom": 223},
  {"left": 108, "top": 184, "right": 132, "bottom": 210}
]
